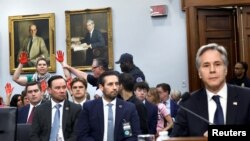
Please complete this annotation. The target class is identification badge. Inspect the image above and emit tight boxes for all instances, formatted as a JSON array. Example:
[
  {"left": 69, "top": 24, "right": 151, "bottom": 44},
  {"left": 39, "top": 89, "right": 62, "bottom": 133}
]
[{"left": 123, "top": 120, "right": 132, "bottom": 137}]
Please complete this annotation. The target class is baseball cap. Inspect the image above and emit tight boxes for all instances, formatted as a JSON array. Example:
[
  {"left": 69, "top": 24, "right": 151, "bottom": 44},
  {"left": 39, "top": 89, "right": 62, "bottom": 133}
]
[{"left": 115, "top": 53, "right": 133, "bottom": 64}]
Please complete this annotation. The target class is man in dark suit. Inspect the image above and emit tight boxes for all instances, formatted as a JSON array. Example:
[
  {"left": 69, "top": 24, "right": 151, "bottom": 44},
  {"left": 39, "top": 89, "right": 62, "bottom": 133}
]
[
  {"left": 171, "top": 43, "right": 250, "bottom": 137},
  {"left": 82, "top": 19, "right": 105, "bottom": 65},
  {"left": 76, "top": 71, "right": 141, "bottom": 141},
  {"left": 30, "top": 75, "right": 81, "bottom": 141},
  {"left": 156, "top": 83, "right": 179, "bottom": 118},
  {"left": 134, "top": 81, "right": 158, "bottom": 135},
  {"left": 18, "top": 81, "right": 43, "bottom": 124}
]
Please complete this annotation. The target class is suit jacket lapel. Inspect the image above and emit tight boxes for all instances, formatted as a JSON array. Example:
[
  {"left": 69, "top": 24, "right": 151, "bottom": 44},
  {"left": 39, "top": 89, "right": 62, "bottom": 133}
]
[
  {"left": 196, "top": 89, "right": 209, "bottom": 124},
  {"left": 62, "top": 100, "right": 69, "bottom": 132},
  {"left": 114, "top": 98, "right": 123, "bottom": 140},
  {"left": 97, "top": 99, "right": 104, "bottom": 139},
  {"left": 226, "top": 85, "right": 238, "bottom": 124}
]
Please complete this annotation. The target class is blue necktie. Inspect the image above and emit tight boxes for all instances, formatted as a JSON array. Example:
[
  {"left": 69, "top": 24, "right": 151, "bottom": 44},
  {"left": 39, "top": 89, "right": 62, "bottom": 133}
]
[
  {"left": 212, "top": 96, "right": 224, "bottom": 125},
  {"left": 50, "top": 104, "right": 61, "bottom": 141},
  {"left": 107, "top": 103, "right": 114, "bottom": 141}
]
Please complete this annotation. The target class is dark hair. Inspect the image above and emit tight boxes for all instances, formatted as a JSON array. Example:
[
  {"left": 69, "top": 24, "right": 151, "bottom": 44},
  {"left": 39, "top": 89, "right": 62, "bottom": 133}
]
[
  {"left": 98, "top": 71, "right": 120, "bottom": 86},
  {"left": 48, "top": 75, "right": 65, "bottom": 88},
  {"left": 134, "top": 81, "right": 149, "bottom": 91},
  {"left": 10, "top": 94, "right": 21, "bottom": 107},
  {"left": 70, "top": 77, "right": 88, "bottom": 89},
  {"left": 25, "top": 81, "right": 41, "bottom": 93},
  {"left": 95, "top": 57, "right": 109, "bottom": 71},
  {"left": 119, "top": 73, "right": 135, "bottom": 92},
  {"left": 156, "top": 83, "right": 171, "bottom": 93},
  {"left": 21, "top": 90, "right": 27, "bottom": 103}
]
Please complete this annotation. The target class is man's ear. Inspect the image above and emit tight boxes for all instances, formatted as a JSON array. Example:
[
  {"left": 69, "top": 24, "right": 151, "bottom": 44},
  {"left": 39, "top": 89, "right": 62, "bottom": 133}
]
[{"left": 198, "top": 72, "right": 202, "bottom": 79}]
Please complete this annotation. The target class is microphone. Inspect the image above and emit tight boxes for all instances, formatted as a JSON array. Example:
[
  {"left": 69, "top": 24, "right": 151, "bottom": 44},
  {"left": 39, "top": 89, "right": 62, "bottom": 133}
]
[{"left": 177, "top": 92, "right": 214, "bottom": 125}]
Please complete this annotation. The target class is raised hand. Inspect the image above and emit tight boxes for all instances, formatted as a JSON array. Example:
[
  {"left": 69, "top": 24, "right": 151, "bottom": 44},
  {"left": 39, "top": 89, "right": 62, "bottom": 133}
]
[
  {"left": 56, "top": 50, "right": 64, "bottom": 62},
  {"left": 5, "top": 82, "right": 14, "bottom": 96},
  {"left": 19, "top": 51, "right": 28, "bottom": 64},
  {"left": 40, "top": 80, "right": 47, "bottom": 92}
]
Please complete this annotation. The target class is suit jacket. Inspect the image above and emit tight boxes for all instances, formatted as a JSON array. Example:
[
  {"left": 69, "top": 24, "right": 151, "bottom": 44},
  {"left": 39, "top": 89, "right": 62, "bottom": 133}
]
[
  {"left": 84, "top": 29, "right": 105, "bottom": 48},
  {"left": 30, "top": 100, "right": 81, "bottom": 141},
  {"left": 144, "top": 100, "right": 158, "bottom": 134},
  {"left": 17, "top": 104, "right": 30, "bottom": 123},
  {"left": 170, "top": 99, "right": 179, "bottom": 118},
  {"left": 171, "top": 84, "right": 250, "bottom": 137},
  {"left": 19, "top": 36, "right": 49, "bottom": 67},
  {"left": 76, "top": 98, "right": 141, "bottom": 141}
]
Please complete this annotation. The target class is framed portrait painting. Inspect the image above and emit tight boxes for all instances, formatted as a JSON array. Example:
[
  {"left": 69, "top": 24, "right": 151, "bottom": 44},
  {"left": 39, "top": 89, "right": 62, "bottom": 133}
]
[
  {"left": 65, "top": 7, "right": 113, "bottom": 71},
  {"left": 8, "top": 13, "right": 56, "bottom": 74}
]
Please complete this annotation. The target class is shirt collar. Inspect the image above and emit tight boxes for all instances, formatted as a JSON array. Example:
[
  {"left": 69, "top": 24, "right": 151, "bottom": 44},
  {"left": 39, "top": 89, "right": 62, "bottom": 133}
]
[
  {"left": 51, "top": 99, "right": 65, "bottom": 109},
  {"left": 206, "top": 83, "right": 227, "bottom": 101},
  {"left": 102, "top": 98, "right": 116, "bottom": 107}
]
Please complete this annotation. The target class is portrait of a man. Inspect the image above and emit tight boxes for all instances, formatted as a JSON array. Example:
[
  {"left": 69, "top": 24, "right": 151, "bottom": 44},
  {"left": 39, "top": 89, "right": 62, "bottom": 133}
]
[
  {"left": 65, "top": 7, "right": 113, "bottom": 70},
  {"left": 17, "top": 24, "right": 50, "bottom": 67},
  {"left": 9, "top": 13, "right": 56, "bottom": 74}
]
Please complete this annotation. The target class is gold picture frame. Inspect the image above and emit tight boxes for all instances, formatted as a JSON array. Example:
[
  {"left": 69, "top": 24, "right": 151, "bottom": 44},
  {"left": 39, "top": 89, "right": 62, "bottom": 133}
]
[
  {"left": 65, "top": 7, "right": 113, "bottom": 71},
  {"left": 9, "top": 13, "right": 56, "bottom": 74}
]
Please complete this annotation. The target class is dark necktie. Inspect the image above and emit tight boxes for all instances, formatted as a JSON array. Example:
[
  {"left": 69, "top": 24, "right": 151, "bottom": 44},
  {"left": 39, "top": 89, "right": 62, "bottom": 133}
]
[
  {"left": 107, "top": 103, "right": 114, "bottom": 141},
  {"left": 27, "top": 106, "right": 35, "bottom": 124},
  {"left": 212, "top": 95, "right": 224, "bottom": 125},
  {"left": 28, "top": 38, "right": 33, "bottom": 54},
  {"left": 50, "top": 104, "right": 61, "bottom": 141}
]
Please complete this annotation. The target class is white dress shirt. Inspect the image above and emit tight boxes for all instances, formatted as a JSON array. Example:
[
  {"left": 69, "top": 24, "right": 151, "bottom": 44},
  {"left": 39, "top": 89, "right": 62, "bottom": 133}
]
[
  {"left": 206, "top": 83, "right": 227, "bottom": 125},
  {"left": 102, "top": 98, "right": 116, "bottom": 141},
  {"left": 51, "top": 99, "right": 65, "bottom": 141}
]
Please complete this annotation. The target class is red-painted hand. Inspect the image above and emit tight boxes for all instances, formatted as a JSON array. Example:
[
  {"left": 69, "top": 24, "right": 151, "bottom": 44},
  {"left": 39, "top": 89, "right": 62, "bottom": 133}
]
[
  {"left": 5, "top": 82, "right": 14, "bottom": 96},
  {"left": 19, "top": 51, "right": 28, "bottom": 64},
  {"left": 40, "top": 80, "right": 47, "bottom": 92},
  {"left": 56, "top": 50, "right": 64, "bottom": 62}
]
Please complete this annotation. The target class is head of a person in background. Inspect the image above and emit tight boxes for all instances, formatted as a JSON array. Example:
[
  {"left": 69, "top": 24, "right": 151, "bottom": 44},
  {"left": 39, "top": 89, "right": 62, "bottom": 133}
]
[
  {"left": 156, "top": 83, "right": 171, "bottom": 102},
  {"left": 21, "top": 90, "right": 30, "bottom": 106},
  {"left": 195, "top": 43, "right": 228, "bottom": 93},
  {"left": 10, "top": 94, "right": 23, "bottom": 108},
  {"left": 234, "top": 61, "right": 248, "bottom": 79},
  {"left": 134, "top": 81, "right": 149, "bottom": 102},
  {"left": 98, "top": 71, "right": 120, "bottom": 102},
  {"left": 92, "top": 57, "right": 108, "bottom": 78},
  {"left": 47, "top": 75, "right": 67, "bottom": 103},
  {"left": 170, "top": 90, "right": 182, "bottom": 103},
  {"left": 70, "top": 77, "right": 88, "bottom": 103},
  {"left": 25, "top": 81, "right": 43, "bottom": 106},
  {"left": 115, "top": 53, "right": 134, "bottom": 73},
  {"left": 29, "top": 24, "right": 38, "bottom": 37},
  {"left": 118, "top": 73, "right": 135, "bottom": 93},
  {"left": 86, "top": 19, "right": 95, "bottom": 32},
  {"left": 146, "top": 87, "right": 160, "bottom": 105},
  {"left": 35, "top": 57, "right": 49, "bottom": 75}
]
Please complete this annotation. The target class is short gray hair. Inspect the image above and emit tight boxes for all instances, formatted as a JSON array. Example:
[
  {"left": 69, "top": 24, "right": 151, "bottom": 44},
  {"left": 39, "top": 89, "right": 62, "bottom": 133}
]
[{"left": 195, "top": 43, "right": 228, "bottom": 69}]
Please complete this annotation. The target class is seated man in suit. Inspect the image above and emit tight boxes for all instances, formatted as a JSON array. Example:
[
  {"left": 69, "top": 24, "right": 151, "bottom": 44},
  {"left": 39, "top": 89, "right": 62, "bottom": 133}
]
[
  {"left": 134, "top": 81, "right": 158, "bottom": 135},
  {"left": 30, "top": 75, "right": 82, "bottom": 140},
  {"left": 18, "top": 81, "right": 43, "bottom": 124},
  {"left": 171, "top": 43, "right": 250, "bottom": 137},
  {"left": 156, "top": 83, "right": 179, "bottom": 118},
  {"left": 76, "top": 71, "right": 141, "bottom": 141}
]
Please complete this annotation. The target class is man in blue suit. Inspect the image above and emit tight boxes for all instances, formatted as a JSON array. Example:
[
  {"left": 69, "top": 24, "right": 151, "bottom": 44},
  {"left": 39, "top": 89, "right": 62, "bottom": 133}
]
[
  {"left": 171, "top": 43, "right": 250, "bottom": 137},
  {"left": 156, "top": 83, "right": 179, "bottom": 118},
  {"left": 18, "top": 81, "right": 43, "bottom": 123},
  {"left": 76, "top": 71, "right": 141, "bottom": 141}
]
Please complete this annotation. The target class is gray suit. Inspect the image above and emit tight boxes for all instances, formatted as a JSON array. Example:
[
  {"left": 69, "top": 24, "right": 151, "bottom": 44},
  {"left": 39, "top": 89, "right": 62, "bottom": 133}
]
[{"left": 30, "top": 100, "right": 81, "bottom": 141}]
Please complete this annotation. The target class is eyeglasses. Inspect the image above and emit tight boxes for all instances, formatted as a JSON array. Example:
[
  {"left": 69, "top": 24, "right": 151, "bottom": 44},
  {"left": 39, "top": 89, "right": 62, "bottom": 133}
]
[{"left": 92, "top": 66, "right": 99, "bottom": 69}]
